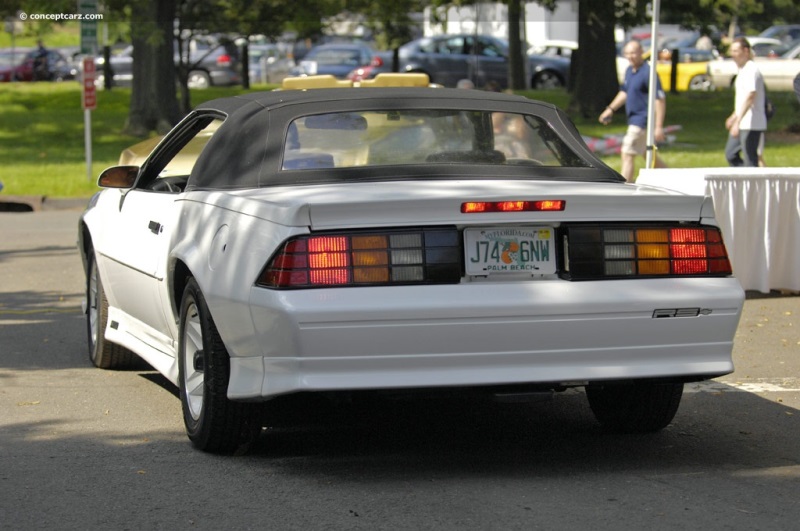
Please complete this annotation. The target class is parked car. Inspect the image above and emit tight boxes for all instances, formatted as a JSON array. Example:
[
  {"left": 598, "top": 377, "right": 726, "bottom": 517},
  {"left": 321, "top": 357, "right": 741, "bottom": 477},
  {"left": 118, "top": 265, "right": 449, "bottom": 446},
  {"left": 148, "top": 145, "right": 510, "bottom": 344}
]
[
  {"left": 176, "top": 36, "right": 241, "bottom": 89},
  {"left": 0, "top": 47, "right": 76, "bottom": 82},
  {"left": 288, "top": 43, "right": 375, "bottom": 79},
  {"left": 616, "top": 47, "right": 716, "bottom": 91},
  {"left": 94, "top": 38, "right": 241, "bottom": 89},
  {"left": 527, "top": 39, "right": 578, "bottom": 58},
  {"left": 757, "top": 24, "right": 800, "bottom": 45},
  {"left": 247, "top": 43, "right": 294, "bottom": 84},
  {"left": 753, "top": 40, "right": 800, "bottom": 91},
  {"left": 349, "top": 34, "right": 570, "bottom": 89},
  {"left": 655, "top": 48, "right": 718, "bottom": 91},
  {"left": 0, "top": 49, "right": 31, "bottom": 81},
  {"left": 78, "top": 73, "right": 744, "bottom": 454},
  {"left": 749, "top": 38, "right": 785, "bottom": 57},
  {"left": 708, "top": 39, "right": 800, "bottom": 91}
]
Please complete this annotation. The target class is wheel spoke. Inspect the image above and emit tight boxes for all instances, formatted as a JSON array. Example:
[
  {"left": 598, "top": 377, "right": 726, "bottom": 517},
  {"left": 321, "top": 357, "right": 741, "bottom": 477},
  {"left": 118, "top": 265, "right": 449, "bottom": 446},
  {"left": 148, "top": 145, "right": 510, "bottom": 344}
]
[
  {"left": 88, "top": 263, "right": 99, "bottom": 350},
  {"left": 182, "top": 302, "right": 205, "bottom": 420},
  {"left": 185, "top": 318, "right": 203, "bottom": 355},
  {"left": 185, "top": 370, "right": 204, "bottom": 397}
]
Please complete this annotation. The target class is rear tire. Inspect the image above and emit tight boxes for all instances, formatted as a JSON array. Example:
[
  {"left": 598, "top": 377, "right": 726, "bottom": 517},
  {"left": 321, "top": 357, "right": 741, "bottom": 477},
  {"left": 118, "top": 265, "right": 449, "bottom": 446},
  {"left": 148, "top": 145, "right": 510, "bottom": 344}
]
[
  {"left": 86, "top": 252, "right": 139, "bottom": 369},
  {"left": 531, "top": 70, "right": 563, "bottom": 90},
  {"left": 688, "top": 74, "right": 714, "bottom": 91},
  {"left": 586, "top": 381, "right": 683, "bottom": 433},
  {"left": 178, "top": 278, "right": 263, "bottom": 454},
  {"left": 187, "top": 70, "right": 211, "bottom": 89}
]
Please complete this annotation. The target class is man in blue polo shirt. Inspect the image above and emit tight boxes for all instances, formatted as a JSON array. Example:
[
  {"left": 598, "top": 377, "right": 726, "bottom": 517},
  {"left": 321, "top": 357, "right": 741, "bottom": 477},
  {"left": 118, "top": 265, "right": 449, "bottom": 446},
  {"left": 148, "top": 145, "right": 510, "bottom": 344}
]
[{"left": 598, "top": 39, "right": 667, "bottom": 182}]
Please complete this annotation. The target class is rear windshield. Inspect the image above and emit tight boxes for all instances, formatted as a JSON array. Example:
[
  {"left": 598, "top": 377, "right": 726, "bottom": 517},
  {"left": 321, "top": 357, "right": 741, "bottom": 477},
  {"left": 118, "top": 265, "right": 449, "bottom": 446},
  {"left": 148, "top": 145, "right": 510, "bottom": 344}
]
[{"left": 281, "top": 109, "right": 589, "bottom": 170}]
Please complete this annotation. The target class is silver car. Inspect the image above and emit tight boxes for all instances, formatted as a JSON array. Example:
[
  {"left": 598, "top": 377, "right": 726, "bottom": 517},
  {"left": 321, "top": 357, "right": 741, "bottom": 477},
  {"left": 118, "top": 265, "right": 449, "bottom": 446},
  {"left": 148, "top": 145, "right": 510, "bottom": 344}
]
[{"left": 247, "top": 44, "right": 294, "bottom": 84}]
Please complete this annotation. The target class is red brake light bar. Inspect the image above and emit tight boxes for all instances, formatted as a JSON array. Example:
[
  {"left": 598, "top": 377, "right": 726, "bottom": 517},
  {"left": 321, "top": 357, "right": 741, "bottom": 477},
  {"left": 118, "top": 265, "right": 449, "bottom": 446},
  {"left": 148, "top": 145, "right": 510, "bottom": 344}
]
[{"left": 461, "top": 200, "right": 565, "bottom": 213}]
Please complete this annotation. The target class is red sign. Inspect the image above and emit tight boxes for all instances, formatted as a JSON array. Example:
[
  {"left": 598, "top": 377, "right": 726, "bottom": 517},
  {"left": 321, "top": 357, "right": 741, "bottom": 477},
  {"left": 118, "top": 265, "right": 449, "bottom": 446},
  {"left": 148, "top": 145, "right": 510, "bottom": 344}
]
[{"left": 82, "top": 57, "right": 96, "bottom": 110}]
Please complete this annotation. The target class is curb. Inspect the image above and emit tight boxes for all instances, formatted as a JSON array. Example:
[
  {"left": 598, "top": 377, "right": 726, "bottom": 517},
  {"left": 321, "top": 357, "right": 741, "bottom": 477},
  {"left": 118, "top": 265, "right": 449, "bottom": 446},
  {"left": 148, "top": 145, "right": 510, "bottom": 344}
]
[{"left": 0, "top": 195, "right": 89, "bottom": 212}]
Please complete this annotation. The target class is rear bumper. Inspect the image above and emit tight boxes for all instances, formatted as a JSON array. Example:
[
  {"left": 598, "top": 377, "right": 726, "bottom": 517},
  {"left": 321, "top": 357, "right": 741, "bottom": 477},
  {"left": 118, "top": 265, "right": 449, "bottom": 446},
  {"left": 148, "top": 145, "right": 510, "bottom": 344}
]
[
  {"left": 210, "top": 68, "right": 241, "bottom": 86},
  {"left": 229, "top": 277, "right": 743, "bottom": 400}
]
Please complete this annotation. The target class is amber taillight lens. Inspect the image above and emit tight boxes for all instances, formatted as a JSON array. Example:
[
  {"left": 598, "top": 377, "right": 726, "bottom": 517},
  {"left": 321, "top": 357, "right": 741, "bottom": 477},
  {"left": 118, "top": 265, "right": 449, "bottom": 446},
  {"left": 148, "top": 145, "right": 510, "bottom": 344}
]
[
  {"left": 564, "top": 225, "right": 732, "bottom": 279},
  {"left": 258, "top": 228, "right": 461, "bottom": 289}
]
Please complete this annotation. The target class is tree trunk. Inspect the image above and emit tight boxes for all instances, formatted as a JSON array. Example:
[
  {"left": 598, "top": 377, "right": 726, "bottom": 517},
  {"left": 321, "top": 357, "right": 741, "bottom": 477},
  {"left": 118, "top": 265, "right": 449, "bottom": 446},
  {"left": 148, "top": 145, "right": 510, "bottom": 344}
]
[
  {"left": 124, "top": 0, "right": 181, "bottom": 137},
  {"left": 568, "top": 0, "right": 619, "bottom": 118},
  {"left": 727, "top": 16, "right": 738, "bottom": 44},
  {"left": 507, "top": 0, "right": 526, "bottom": 90}
]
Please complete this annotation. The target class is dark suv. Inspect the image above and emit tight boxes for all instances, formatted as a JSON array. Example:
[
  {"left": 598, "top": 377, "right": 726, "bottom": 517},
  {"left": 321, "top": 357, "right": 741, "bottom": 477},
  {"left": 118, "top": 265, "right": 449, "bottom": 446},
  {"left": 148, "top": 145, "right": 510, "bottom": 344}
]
[{"left": 95, "top": 38, "right": 241, "bottom": 89}]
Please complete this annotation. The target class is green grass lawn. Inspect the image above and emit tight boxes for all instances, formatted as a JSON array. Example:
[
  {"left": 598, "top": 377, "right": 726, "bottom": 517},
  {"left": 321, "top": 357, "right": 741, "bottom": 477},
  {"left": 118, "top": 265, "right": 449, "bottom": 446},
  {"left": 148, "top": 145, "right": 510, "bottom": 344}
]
[
  {"left": 0, "top": 83, "right": 252, "bottom": 197},
  {"left": 524, "top": 88, "right": 800, "bottom": 174},
  {"left": 1, "top": 82, "right": 799, "bottom": 198}
]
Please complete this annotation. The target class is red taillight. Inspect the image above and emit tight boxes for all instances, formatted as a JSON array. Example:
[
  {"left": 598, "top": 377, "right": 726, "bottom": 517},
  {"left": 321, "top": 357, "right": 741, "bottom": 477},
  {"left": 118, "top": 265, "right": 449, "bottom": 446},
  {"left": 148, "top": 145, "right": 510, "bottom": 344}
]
[
  {"left": 348, "top": 68, "right": 367, "bottom": 81},
  {"left": 370, "top": 56, "right": 384, "bottom": 67},
  {"left": 216, "top": 54, "right": 232, "bottom": 67},
  {"left": 566, "top": 226, "right": 733, "bottom": 279},
  {"left": 461, "top": 200, "right": 565, "bottom": 213},
  {"left": 308, "top": 235, "right": 348, "bottom": 253},
  {"left": 670, "top": 228, "right": 713, "bottom": 274},
  {"left": 258, "top": 229, "right": 461, "bottom": 289}
]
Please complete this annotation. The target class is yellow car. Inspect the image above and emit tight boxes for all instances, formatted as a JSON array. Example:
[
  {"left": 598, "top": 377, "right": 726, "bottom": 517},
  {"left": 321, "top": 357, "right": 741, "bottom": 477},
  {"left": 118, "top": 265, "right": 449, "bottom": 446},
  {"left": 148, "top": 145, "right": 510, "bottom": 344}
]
[
  {"left": 117, "top": 74, "right": 434, "bottom": 168},
  {"left": 654, "top": 48, "right": 716, "bottom": 91},
  {"left": 617, "top": 48, "right": 716, "bottom": 92}
]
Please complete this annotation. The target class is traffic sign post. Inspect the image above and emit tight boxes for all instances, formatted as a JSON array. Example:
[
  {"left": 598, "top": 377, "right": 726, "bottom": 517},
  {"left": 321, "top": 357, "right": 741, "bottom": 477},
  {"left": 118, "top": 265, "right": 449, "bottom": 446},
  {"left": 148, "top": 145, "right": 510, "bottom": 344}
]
[
  {"left": 82, "top": 57, "right": 96, "bottom": 110},
  {"left": 82, "top": 57, "right": 96, "bottom": 181},
  {"left": 79, "top": 0, "right": 100, "bottom": 181},
  {"left": 79, "top": 0, "right": 99, "bottom": 55}
]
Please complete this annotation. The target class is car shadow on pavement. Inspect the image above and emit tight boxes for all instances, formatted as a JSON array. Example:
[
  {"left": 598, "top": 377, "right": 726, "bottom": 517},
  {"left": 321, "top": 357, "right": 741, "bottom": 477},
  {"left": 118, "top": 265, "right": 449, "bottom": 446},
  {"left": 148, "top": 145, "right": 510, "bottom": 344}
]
[
  {"left": 241, "top": 385, "right": 800, "bottom": 479},
  {"left": 0, "top": 244, "right": 78, "bottom": 265}
]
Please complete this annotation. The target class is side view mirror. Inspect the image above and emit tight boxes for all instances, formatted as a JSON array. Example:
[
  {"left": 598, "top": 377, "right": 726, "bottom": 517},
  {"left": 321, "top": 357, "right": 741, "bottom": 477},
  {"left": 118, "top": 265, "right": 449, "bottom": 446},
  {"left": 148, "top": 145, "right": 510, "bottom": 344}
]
[{"left": 97, "top": 165, "right": 139, "bottom": 188}]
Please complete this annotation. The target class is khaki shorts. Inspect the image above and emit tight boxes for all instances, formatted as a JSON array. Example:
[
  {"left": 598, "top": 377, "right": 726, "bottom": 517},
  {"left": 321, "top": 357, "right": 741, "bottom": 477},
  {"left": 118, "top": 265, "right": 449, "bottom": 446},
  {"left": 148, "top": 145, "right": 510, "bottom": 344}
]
[{"left": 621, "top": 125, "right": 646, "bottom": 156}]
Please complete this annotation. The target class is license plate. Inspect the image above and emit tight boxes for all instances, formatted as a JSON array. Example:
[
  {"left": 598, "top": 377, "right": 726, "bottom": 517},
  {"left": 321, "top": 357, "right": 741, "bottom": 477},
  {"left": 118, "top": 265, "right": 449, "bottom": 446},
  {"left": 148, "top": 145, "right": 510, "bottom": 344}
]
[{"left": 464, "top": 227, "right": 556, "bottom": 275}]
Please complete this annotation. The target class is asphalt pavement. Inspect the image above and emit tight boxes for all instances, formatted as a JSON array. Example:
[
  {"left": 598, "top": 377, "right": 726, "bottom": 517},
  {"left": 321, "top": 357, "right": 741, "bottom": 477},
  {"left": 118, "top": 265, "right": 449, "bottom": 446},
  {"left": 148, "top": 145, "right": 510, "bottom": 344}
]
[{"left": 1, "top": 209, "right": 799, "bottom": 530}]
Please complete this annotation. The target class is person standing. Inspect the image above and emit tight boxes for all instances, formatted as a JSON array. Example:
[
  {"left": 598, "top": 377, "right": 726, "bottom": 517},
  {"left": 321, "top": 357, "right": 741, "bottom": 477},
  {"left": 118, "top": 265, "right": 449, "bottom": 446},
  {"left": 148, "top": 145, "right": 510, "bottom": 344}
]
[
  {"left": 598, "top": 40, "right": 667, "bottom": 182},
  {"left": 695, "top": 34, "right": 714, "bottom": 51},
  {"left": 724, "top": 37, "right": 767, "bottom": 167},
  {"left": 33, "top": 40, "right": 50, "bottom": 81}
]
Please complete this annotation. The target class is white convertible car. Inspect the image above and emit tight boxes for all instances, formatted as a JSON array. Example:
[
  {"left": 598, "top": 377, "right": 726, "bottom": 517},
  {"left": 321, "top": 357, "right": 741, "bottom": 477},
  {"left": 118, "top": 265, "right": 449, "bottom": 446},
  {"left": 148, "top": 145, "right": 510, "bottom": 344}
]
[{"left": 79, "top": 74, "right": 744, "bottom": 453}]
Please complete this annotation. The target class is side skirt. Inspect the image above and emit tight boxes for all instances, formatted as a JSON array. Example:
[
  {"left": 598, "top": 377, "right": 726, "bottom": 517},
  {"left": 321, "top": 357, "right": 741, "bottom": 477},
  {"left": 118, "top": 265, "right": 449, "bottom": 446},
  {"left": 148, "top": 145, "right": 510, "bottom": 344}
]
[{"left": 105, "top": 306, "right": 179, "bottom": 385}]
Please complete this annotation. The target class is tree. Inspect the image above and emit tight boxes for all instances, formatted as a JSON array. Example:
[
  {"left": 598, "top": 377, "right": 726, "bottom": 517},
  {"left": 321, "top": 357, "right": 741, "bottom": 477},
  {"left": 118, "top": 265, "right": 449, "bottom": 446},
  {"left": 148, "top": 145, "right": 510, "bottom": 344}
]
[
  {"left": 173, "top": 0, "right": 226, "bottom": 114},
  {"left": 564, "top": 0, "right": 725, "bottom": 117},
  {"left": 567, "top": 1, "right": 631, "bottom": 118},
  {"left": 171, "top": 0, "right": 342, "bottom": 112},
  {"left": 346, "top": 0, "right": 424, "bottom": 49},
  {"left": 506, "top": 0, "right": 524, "bottom": 89},
  {"left": 124, "top": 0, "right": 181, "bottom": 136}
]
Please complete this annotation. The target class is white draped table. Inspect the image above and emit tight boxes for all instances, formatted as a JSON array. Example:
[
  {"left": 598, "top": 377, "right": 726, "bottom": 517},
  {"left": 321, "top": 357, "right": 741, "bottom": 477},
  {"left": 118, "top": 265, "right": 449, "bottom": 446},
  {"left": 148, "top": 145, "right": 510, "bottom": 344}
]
[{"left": 636, "top": 168, "right": 800, "bottom": 293}]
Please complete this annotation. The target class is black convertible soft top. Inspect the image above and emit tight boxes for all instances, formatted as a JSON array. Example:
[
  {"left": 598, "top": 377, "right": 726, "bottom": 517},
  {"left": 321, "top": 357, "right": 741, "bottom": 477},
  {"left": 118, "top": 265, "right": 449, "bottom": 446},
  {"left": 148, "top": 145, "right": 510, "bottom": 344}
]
[{"left": 186, "top": 87, "right": 622, "bottom": 190}]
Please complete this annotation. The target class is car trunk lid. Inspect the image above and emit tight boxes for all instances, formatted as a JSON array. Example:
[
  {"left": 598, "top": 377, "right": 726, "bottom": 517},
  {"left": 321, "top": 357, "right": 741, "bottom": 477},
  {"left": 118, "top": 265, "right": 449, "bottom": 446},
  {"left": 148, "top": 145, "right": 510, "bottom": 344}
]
[{"left": 220, "top": 179, "right": 710, "bottom": 230}]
